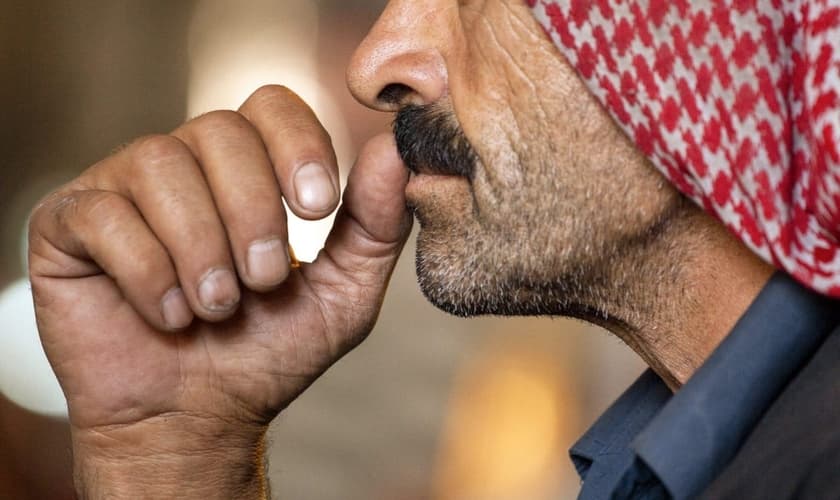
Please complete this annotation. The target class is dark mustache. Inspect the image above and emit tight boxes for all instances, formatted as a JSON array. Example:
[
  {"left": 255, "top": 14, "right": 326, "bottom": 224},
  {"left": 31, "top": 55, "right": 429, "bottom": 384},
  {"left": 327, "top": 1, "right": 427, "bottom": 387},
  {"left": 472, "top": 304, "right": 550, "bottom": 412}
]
[{"left": 393, "top": 104, "right": 478, "bottom": 178}]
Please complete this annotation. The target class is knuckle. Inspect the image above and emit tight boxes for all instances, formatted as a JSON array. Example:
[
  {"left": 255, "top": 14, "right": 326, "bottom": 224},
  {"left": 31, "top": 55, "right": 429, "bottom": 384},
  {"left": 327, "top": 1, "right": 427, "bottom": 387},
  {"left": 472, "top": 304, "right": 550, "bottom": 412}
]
[
  {"left": 81, "top": 191, "right": 130, "bottom": 231},
  {"left": 193, "top": 109, "right": 250, "bottom": 136},
  {"left": 27, "top": 201, "right": 53, "bottom": 251},
  {"left": 248, "top": 84, "right": 296, "bottom": 106},
  {"left": 31, "top": 189, "right": 131, "bottom": 251},
  {"left": 127, "top": 248, "right": 171, "bottom": 285},
  {"left": 40, "top": 190, "right": 85, "bottom": 231},
  {"left": 244, "top": 85, "right": 331, "bottom": 143},
  {"left": 28, "top": 191, "right": 59, "bottom": 231},
  {"left": 179, "top": 221, "right": 226, "bottom": 254},
  {"left": 132, "top": 134, "right": 190, "bottom": 167},
  {"left": 26, "top": 187, "right": 84, "bottom": 256}
]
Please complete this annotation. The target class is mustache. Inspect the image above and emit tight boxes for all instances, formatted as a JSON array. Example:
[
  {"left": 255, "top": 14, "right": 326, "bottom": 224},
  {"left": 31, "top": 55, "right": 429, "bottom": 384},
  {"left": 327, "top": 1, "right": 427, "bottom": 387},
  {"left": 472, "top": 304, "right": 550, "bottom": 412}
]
[{"left": 393, "top": 104, "right": 478, "bottom": 178}]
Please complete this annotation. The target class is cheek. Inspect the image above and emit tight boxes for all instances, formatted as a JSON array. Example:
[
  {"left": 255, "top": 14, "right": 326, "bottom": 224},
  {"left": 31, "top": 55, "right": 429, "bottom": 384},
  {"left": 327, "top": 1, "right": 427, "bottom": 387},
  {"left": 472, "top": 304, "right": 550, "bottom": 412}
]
[
  {"left": 448, "top": 5, "right": 540, "bottom": 197},
  {"left": 445, "top": 6, "right": 638, "bottom": 247},
  {"left": 449, "top": 49, "right": 567, "bottom": 227},
  {"left": 450, "top": 77, "right": 540, "bottom": 226},
  {"left": 453, "top": 95, "right": 562, "bottom": 234}
]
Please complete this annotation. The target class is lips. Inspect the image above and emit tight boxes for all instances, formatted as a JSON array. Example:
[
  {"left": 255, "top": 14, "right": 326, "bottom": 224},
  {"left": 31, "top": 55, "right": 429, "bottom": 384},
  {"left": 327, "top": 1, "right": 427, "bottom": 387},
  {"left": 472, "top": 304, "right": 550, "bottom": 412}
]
[{"left": 404, "top": 168, "right": 470, "bottom": 207}]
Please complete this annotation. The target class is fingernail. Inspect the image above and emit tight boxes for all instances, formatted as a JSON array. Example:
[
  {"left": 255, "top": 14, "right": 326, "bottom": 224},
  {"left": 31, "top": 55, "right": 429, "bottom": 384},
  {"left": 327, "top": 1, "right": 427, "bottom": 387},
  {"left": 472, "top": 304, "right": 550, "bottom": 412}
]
[
  {"left": 161, "top": 287, "right": 193, "bottom": 330},
  {"left": 247, "top": 238, "right": 290, "bottom": 286},
  {"left": 198, "top": 268, "right": 240, "bottom": 312},
  {"left": 294, "top": 162, "right": 337, "bottom": 212}
]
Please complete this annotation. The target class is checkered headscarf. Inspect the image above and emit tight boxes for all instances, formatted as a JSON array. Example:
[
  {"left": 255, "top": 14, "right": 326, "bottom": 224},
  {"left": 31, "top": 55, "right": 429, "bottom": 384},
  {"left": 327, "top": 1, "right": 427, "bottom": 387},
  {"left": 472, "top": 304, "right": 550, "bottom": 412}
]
[{"left": 530, "top": 0, "right": 840, "bottom": 297}]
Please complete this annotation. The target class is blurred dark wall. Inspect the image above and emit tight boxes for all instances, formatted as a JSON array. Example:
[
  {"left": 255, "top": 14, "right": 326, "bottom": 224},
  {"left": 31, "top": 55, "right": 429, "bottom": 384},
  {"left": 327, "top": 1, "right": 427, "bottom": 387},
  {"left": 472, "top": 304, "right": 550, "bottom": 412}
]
[
  {"left": 0, "top": 4, "right": 194, "bottom": 494},
  {"left": 0, "top": 1, "right": 196, "bottom": 285}
]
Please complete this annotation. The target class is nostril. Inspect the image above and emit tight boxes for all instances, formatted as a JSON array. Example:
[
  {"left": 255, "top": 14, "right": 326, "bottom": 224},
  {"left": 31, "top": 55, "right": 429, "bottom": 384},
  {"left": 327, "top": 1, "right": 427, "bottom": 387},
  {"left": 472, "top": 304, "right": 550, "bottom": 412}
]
[{"left": 377, "top": 83, "right": 414, "bottom": 107}]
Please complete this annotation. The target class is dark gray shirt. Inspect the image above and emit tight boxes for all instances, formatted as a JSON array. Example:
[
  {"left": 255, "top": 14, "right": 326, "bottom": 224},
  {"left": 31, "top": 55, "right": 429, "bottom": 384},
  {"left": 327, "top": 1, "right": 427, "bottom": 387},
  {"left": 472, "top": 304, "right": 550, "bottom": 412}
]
[{"left": 571, "top": 272, "right": 840, "bottom": 499}]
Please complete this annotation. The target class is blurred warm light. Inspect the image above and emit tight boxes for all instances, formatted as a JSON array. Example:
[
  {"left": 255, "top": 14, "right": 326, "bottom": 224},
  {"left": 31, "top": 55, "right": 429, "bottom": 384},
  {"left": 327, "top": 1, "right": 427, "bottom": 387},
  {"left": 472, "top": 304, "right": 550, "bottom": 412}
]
[
  {"left": 0, "top": 279, "right": 68, "bottom": 418},
  {"left": 187, "top": 0, "right": 353, "bottom": 262},
  {"left": 432, "top": 341, "right": 580, "bottom": 500}
]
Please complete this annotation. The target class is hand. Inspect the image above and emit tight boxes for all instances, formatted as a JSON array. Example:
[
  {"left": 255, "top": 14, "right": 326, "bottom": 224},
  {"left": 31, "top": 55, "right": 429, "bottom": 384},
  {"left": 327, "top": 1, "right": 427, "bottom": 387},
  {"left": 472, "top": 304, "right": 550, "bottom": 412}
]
[{"left": 28, "top": 85, "right": 411, "bottom": 499}]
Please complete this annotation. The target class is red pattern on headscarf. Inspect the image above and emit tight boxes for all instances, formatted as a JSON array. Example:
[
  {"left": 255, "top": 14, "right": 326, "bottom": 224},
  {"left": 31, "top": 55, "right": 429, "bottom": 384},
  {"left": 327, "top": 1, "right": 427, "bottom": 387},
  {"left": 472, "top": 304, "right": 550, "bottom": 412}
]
[{"left": 530, "top": 0, "right": 840, "bottom": 297}]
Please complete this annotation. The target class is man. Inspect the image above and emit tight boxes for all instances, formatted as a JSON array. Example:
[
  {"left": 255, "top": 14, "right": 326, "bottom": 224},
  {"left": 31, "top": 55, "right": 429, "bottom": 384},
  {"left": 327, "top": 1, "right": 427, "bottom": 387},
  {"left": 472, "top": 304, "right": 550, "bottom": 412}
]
[{"left": 26, "top": 0, "right": 840, "bottom": 498}]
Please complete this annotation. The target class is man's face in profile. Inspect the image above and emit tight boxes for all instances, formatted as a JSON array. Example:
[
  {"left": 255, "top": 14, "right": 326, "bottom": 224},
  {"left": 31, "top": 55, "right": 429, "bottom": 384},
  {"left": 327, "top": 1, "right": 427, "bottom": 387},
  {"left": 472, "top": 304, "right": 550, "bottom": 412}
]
[{"left": 347, "top": 0, "right": 682, "bottom": 319}]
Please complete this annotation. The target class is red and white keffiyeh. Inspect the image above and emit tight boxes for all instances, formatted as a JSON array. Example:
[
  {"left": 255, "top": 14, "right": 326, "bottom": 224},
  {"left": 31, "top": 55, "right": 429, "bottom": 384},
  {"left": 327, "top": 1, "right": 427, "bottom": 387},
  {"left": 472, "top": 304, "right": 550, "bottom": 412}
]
[{"left": 529, "top": 0, "right": 840, "bottom": 297}]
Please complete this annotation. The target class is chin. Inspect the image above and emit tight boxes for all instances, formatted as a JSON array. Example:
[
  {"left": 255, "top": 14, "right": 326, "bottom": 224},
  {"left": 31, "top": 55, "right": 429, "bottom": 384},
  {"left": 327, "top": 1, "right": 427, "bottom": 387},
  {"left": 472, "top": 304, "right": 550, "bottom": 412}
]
[
  {"left": 413, "top": 228, "right": 574, "bottom": 318},
  {"left": 414, "top": 268, "right": 490, "bottom": 318}
]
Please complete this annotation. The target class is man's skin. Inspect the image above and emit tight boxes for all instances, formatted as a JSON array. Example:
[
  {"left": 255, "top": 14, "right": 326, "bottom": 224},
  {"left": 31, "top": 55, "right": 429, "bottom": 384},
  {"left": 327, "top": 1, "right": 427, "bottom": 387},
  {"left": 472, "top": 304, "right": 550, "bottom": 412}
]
[{"left": 28, "top": 0, "right": 774, "bottom": 498}]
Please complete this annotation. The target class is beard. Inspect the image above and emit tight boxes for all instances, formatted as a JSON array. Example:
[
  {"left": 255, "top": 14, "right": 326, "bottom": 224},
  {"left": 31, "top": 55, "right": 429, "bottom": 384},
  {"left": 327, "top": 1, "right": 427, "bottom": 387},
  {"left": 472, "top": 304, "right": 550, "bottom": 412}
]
[{"left": 393, "top": 102, "right": 686, "bottom": 320}]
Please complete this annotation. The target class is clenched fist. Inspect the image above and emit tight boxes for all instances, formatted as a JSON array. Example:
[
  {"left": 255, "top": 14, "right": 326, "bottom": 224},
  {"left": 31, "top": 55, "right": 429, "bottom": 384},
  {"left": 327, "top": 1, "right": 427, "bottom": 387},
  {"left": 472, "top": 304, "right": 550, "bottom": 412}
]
[{"left": 28, "top": 85, "right": 411, "bottom": 499}]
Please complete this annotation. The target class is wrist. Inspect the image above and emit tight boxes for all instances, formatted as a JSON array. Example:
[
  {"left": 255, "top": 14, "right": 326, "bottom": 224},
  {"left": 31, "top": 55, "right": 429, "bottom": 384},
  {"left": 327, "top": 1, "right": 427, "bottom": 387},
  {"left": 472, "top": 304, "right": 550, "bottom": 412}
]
[{"left": 71, "top": 412, "right": 269, "bottom": 500}]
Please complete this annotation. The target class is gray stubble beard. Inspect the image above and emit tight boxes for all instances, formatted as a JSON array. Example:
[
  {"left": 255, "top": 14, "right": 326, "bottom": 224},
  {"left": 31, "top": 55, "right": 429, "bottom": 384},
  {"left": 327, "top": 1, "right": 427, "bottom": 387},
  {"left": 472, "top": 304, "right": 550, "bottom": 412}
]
[{"left": 412, "top": 187, "right": 693, "bottom": 329}]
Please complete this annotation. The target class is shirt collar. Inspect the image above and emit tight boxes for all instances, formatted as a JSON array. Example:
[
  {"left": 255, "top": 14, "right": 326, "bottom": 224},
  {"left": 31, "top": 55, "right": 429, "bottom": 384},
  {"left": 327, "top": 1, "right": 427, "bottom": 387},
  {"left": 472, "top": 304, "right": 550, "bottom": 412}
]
[
  {"left": 571, "top": 272, "right": 840, "bottom": 499},
  {"left": 570, "top": 369, "right": 671, "bottom": 498}
]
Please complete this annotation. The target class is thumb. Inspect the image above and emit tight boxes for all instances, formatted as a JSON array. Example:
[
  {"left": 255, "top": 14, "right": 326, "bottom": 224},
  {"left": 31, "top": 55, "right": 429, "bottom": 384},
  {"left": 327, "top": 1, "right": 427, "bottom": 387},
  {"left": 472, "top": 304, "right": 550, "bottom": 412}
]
[{"left": 302, "top": 133, "right": 413, "bottom": 346}]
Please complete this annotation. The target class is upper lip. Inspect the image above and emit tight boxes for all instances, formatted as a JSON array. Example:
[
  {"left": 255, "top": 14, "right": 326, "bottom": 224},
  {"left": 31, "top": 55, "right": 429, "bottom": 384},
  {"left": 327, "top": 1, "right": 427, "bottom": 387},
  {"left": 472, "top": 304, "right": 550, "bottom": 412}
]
[
  {"left": 398, "top": 146, "right": 472, "bottom": 177},
  {"left": 404, "top": 160, "right": 462, "bottom": 177}
]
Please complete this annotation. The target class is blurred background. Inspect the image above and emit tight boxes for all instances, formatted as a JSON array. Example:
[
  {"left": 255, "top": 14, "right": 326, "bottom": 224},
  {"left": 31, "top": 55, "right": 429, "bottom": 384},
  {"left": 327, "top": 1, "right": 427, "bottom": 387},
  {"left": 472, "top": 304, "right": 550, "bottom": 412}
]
[{"left": 0, "top": 1, "right": 645, "bottom": 498}]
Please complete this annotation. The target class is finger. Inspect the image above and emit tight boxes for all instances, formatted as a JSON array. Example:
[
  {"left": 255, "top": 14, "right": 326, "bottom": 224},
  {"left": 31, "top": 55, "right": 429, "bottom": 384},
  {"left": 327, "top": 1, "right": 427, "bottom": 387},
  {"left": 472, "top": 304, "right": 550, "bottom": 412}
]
[
  {"left": 238, "top": 85, "right": 341, "bottom": 220},
  {"left": 172, "top": 110, "right": 291, "bottom": 291},
  {"left": 303, "top": 133, "right": 413, "bottom": 353},
  {"left": 29, "top": 189, "right": 194, "bottom": 331},
  {"left": 94, "top": 135, "right": 241, "bottom": 321}
]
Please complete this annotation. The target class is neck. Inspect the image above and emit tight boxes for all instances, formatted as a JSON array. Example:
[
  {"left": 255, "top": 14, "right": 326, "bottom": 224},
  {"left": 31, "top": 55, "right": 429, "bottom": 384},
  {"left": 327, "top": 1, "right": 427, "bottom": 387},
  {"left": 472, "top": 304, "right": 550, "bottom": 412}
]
[{"left": 587, "top": 201, "right": 774, "bottom": 391}]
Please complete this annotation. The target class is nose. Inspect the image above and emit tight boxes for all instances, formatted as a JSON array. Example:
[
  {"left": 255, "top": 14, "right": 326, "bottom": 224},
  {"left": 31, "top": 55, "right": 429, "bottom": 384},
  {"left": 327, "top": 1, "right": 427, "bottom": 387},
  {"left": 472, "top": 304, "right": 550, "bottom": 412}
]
[{"left": 347, "top": 1, "right": 450, "bottom": 111}]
